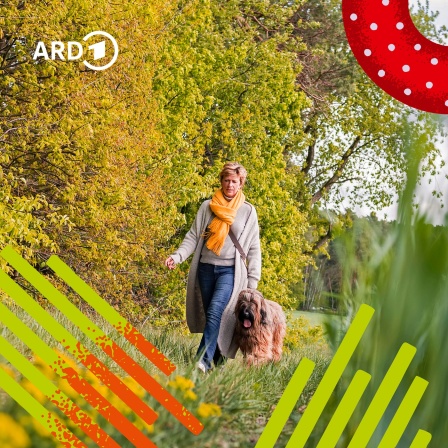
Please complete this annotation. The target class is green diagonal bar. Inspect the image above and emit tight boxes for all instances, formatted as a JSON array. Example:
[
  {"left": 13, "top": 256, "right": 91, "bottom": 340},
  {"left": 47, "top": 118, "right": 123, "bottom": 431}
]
[
  {"left": 409, "top": 430, "right": 432, "bottom": 448},
  {"left": 45, "top": 254, "right": 133, "bottom": 328},
  {"left": 0, "top": 335, "right": 68, "bottom": 400},
  {"left": 0, "top": 368, "right": 81, "bottom": 446},
  {"left": 317, "top": 370, "right": 371, "bottom": 448},
  {"left": 256, "top": 357, "right": 315, "bottom": 448},
  {"left": 0, "top": 302, "right": 58, "bottom": 367},
  {"left": 348, "top": 343, "right": 417, "bottom": 447},
  {"left": 0, "top": 270, "right": 149, "bottom": 417},
  {"left": 0, "top": 270, "right": 69, "bottom": 342},
  {"left": 378, "top": 376, "right": 429, "bottom": 448},
  {"left": 0, "top": 246, "right": 115, "bottom": 354},
  {"left": 0, "top": 301, "right": 158, "bottom": 446},
  {"left": 286, "top": 304, "right": 374, "bottom": 448},
  {"left": 0, "top": 334, "right": 100, "bottom": 442}
]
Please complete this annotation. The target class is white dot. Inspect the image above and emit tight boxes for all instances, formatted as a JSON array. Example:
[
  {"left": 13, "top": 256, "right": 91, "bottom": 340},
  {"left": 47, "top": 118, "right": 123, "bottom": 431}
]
[
  {"left": 350, "top": 13, "right": 358, "bottom": 21},
  {"left": 445, "top": 100, "right": 448, "bottom": 107},
  {"left": 414, "top": 44, "right": 421, "bottom": 51},
  {"left": 382, "top": 0, "right": 389, "bottom": 4},
  {"left": 426, "top": 82, "right": 433, "bottom": 89},
  {"left": 402, "top": 65, "right": 410, "bottom": 72},
  {"left": 370, "top": 23, "right": 378, "bottom": 30},
  {"left": 404, "top": 88, "right": 412, "bottom": 96},
  {"left": 431, "top": 58, "right": 438, "bottom": 65},
  {"left": 378, "top": 70, "right": 386, "bottom": 77},
  {"left": 364, "top": 49, "right": 372, "bottom": 56},
  {"left": 388, "top": 44, "right": 395, "bottom": 51},
  {"left": 397, "top": 22, "right": 404, "bottom": 30}
]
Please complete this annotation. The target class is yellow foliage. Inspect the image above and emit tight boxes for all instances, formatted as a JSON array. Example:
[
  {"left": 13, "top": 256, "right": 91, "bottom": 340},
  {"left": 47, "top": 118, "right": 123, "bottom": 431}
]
[
  {"left": 0, "top": 413, "right": 31, "bottom": 448},
  {"left": 18, "top": 415, "right": 51, "bottom": 439},
  {"left": 283, "top": 315, "right": 328, "bottom": 353},
  {"left": 183, "top": 389, "right": 198, "bottom": 401},
  {"left": 20, "top": 379, "right": 47, "bottom": 405},
  {"left": 167, "top": 375, "right": 195, "bottom": 392},
  {"left": 133, "top": 418, "right": 155, "bottom": 433},
  {"left": 0, "top": 363, "right": 17, "bottom": 380},
  {"left": 122, "top": 375, "right": 146, "bottom": 399},
  {"left": 167, "top": 375, "right": 198, "bottom": 401},
  {"left": 31, "top": 356, "right": 56, "bottom": 381},
  {"left": 197, "top": 402, "right": 222, "bottom": 418}
]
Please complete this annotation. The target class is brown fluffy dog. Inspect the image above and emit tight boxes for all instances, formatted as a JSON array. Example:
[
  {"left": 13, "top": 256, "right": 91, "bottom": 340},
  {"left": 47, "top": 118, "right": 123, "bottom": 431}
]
[{"left": 234, "top": 289, "right": 286, "bottom": 365}]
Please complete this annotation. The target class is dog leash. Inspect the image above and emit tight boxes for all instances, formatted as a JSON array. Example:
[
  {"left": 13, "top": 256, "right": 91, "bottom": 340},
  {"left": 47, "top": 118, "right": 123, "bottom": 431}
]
[{"left": 229, "top": 228, "right": 248, "bottom": 270}]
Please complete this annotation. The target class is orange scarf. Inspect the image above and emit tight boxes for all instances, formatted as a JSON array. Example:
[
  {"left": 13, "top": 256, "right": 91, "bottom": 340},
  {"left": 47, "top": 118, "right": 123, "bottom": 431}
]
[{"left": 205, "top": 188, "right": 245, "bottom": 256}]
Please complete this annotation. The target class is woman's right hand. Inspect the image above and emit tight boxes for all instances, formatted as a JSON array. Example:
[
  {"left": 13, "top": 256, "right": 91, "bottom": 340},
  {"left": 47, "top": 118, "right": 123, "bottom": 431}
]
[{"left": 164, "top": 256, "right": 176, "bottom": 270}]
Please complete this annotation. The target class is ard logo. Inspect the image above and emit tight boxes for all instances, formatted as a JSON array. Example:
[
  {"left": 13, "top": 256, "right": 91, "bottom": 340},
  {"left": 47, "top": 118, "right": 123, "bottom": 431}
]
[{"left": 33, "top": 31, "right": 119, "bottom": 71}]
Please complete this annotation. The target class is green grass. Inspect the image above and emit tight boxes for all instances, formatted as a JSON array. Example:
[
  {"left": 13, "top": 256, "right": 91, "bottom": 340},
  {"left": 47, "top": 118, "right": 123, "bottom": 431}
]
[
  {"left": 0, "top": 305, "right": 331, "bottom": 448},
  {"left": 3, "top": 207, "right": 446, "bottom": 447},
  {"left": 292, "top": 310, "right": 340, "bottom": 327},
  {"left": 318, "top": 214, "right": 448, "bottom": 447}
]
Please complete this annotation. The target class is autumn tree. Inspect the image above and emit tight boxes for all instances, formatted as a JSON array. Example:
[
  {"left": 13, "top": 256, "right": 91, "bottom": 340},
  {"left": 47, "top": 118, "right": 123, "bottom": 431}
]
[{"left": 0, "top": 0, "right": 185, "bottom": 317}]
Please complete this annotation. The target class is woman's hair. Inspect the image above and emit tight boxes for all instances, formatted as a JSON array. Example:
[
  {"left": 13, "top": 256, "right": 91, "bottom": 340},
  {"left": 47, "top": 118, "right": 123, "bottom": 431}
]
[{"left": 219, "top": 162, "right": 247, "bottom": 187}]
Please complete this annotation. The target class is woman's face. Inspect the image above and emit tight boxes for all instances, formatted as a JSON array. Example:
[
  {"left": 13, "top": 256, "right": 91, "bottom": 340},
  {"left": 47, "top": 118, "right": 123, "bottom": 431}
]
[{"left": 221, "top": 173, "right": 242, "bottom": 199}]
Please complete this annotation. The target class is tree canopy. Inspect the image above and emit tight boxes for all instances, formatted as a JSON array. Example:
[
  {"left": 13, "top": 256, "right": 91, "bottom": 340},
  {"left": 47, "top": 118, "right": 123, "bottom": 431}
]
[{"left": 1, "top": 0, "right": 443, "bottom": 317}]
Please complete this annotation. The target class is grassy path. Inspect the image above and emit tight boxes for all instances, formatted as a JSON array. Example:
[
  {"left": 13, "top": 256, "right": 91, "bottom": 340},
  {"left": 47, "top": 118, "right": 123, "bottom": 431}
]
[{"left": 1, "top": 307, "right": 332, "bottom": 447}]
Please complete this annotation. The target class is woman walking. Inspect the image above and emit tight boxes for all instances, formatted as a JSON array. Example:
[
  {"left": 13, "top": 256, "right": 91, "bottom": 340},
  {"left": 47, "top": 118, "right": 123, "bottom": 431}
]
[{"left": 165, "top": 162, "right": 261, "bottom": 372}]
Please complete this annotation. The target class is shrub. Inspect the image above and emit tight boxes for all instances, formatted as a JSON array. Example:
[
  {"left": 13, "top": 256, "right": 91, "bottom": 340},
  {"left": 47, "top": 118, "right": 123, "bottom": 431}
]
[{"left": 283, "top": 314, "right": 329, "bottom": 353}]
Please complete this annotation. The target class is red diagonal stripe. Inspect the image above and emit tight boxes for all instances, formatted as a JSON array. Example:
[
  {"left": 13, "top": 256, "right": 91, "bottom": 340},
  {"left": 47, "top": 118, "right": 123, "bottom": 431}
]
[
  {"left": 44, "top": 411, "right": 87, "bottom": 448},
  {"left": 115, "top": 322, "right": 175, "bottom": 375},
  {"left": 93, "top": 341, "right": 204, "bottom": 435},
  {"left": 61, "top": 341, "right": 158, "bottom": 427},
  {"left": 59, "top": 364, "right": 157, "bottom": 447},
  {"left": 48, "top": 391, "right": 119, "bottom": 448},
  {"left": 69, "top": 340, "right": 203, "bottom": 434},
  {"left": 45, "top": 255, "right": 175, "bottom": 376}
]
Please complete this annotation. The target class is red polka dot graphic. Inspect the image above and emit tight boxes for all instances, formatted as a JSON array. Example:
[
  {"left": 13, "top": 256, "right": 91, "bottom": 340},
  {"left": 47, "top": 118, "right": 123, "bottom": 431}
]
[{"left": 343, "top": 0, "right": 448, "bottom": 114}]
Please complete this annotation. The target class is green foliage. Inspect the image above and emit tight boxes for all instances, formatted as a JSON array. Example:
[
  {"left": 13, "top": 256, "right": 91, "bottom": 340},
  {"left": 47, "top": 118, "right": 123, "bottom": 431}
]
[
  {"left": 2, "top": 1, "right": 448, "bottom": 445},
  {"left": 300, "top": 213, "right": 395, "bottom": 311},
  {"left": 283, "top": 314, "right": 328, "bottom": 354},
  {"left": 321, "top": 141, "right": 448, "bottom": 446},
  {"left": 1, "top": 0, "right": 181, "bottom": 314},
  {"left": 290, "top": 0, "right": 444, "bottom": 213},
  {"left": 152, "top": 0, "right": 313, "bottom": 306},
  {"left": 410, "top": 0, "right": 448, "bottom": 44},
  {"left": 1, "top": 0, "right": 445, "bottom": 319}
]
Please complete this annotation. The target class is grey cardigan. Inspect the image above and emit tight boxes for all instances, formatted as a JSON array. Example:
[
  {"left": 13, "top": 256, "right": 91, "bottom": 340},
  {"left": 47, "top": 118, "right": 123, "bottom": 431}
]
[{"left": 170, "top": 199, "right": 262, "bottom": 358}]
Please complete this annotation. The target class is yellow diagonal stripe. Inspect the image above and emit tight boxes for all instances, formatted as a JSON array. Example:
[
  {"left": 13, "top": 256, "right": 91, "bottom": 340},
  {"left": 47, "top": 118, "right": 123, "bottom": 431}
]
[
  {"left": 378, "top": 376, "right": 428, "bottom": 448},
  {"left": 410, "top": 430, "right": 432, "bottom": 448},
  {"left": 255, "top": 357, "right": 315, "bottom": 448},
  {"left": 286, "top": 304, "right": 374, "bottom": 448},
  {"left": 317, "top": 370, "right": 371, "bottom": 447},
  {"left": 348, "top": 343, "right": 416, "bottom": 447}
]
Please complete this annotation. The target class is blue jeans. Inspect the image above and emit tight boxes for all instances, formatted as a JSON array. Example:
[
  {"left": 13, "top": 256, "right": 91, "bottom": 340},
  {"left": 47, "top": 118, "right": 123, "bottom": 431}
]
[{"left": 197, "top": 262, "right": 235, "bottom": 370}]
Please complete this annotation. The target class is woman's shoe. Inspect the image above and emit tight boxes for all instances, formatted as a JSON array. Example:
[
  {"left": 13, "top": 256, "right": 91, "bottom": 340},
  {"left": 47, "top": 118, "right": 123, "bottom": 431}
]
[{"left": 197, "top": 361, "right": 207, "bottom": 374}]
